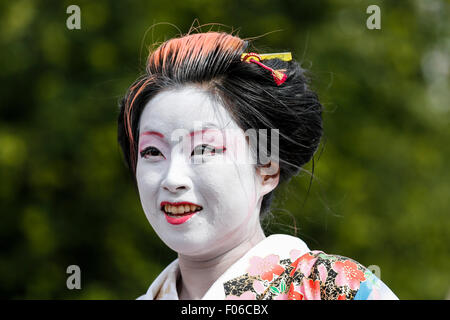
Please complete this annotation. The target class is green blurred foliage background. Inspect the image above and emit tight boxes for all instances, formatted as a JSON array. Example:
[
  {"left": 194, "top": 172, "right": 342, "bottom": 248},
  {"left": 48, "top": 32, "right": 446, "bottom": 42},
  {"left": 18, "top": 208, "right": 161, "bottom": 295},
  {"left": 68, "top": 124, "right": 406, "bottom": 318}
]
[{"left": 0, "top": 0, "right": 448, "bottom": 299}]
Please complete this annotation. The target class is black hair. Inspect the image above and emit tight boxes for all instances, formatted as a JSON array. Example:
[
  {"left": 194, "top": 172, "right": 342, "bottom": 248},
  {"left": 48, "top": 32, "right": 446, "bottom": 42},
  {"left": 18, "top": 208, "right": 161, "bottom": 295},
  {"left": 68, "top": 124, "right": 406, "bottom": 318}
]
[{"left": 118, "top": 31, "right": 323, "bottom": 220}]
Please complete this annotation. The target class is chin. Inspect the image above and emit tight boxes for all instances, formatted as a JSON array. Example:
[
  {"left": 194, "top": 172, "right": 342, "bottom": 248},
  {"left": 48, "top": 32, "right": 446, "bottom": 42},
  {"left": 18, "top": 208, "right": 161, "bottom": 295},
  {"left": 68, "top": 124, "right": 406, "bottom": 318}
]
[
  {"left": 153, "top": 226, "right": 210, "bottom": 254},
  {"left": 164, "top": 237, "right": 211, "bottom": 257}
]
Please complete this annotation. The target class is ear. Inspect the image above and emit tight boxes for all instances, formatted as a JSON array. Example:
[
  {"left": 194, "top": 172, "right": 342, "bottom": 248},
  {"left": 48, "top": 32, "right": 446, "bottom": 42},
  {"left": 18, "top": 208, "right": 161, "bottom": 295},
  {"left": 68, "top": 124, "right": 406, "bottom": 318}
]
[{"left": 256, "top": 161, "right": 280, "bottom": 196}]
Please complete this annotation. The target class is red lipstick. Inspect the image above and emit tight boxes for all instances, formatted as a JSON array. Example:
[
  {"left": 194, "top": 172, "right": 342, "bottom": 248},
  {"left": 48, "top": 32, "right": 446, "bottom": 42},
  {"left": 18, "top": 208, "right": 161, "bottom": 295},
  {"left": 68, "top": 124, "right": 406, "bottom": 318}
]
[{"left": 160, "top": 201, "right": 202, "bottom": 225}]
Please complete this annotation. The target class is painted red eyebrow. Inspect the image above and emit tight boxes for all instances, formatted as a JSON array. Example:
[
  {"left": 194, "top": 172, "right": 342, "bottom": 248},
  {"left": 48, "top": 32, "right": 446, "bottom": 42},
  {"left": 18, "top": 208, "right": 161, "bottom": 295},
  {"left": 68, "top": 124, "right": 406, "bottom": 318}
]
[
  {"left": 140, "top": 129, "right": 218, "bottom": 138},
  {"left": 140, "top": 131, "right": 165, "bottom": 138},
  {"left": 189, "top": 128, "right": 218, "bottom": 137}
]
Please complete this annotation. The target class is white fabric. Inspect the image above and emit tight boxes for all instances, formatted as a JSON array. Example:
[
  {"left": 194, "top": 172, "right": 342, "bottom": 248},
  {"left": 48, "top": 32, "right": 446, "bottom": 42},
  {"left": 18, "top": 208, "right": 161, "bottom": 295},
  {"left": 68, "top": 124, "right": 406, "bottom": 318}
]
[{"left": 137, "top": 234, "right": 310, "bottom": 300}]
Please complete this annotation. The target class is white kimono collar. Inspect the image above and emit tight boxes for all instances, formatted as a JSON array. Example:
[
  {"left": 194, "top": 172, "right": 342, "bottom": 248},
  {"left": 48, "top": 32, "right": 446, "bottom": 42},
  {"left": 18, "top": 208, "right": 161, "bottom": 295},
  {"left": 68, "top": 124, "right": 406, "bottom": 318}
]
[{"left": 137, "top": 234, "right": 310, "bottom": 300}]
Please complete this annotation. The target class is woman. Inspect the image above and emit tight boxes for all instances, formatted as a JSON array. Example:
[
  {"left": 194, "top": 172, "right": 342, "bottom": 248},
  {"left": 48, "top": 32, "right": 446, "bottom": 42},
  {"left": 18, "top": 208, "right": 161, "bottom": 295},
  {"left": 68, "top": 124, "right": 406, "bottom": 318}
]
[{"left": 117, "top": 31, "right": 398, "bottom": 300}]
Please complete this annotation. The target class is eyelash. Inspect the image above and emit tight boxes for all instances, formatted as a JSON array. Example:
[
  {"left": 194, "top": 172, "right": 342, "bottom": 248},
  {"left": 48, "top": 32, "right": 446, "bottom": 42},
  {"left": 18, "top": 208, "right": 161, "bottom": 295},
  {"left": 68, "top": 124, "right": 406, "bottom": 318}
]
[
  {"left": 139, "top": 145, "right": 226, "bottom": 159},
  {"left": 192, "top": 144, "right": 226, "bottom": 156},
  {"left": 140, "top": 146, "right": 163, "bottom": 159}
]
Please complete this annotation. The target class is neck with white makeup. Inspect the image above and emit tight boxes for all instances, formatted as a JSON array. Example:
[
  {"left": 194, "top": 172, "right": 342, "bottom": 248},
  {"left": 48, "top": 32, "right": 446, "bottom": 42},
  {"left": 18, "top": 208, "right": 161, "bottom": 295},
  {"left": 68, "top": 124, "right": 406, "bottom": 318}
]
[{"left": 176, "top": 224, "right": 266, "bottom": 300}]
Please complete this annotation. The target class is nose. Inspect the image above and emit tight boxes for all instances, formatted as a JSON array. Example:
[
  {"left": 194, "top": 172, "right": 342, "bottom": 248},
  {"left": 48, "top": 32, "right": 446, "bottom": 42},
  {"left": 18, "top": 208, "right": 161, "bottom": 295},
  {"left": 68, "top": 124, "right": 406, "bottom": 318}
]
[{"left": 161, "top": 155, "right": 193, "bottom": 194}]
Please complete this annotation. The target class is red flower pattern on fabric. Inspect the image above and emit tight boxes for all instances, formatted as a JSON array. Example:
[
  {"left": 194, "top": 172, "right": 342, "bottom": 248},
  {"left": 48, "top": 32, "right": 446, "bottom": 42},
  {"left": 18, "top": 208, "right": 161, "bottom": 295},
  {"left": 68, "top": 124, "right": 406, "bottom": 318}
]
[
  {"left": 247, "top": 254, "right": 285, "bottom": 282},
  {"left": 299, "top": 279, "right": 321, "bottom": 300},
  {"left": 290, "top": 252, "right": 318, "bottom": 277},
  {"left": 332, "top": 259, "right": 366, "bottom": 291},
  {"left": 222, "top": 249, "right": 396, "bottom": 300},
  {"left": 287, "top": 283, "right": 304, "bottom": 300}
]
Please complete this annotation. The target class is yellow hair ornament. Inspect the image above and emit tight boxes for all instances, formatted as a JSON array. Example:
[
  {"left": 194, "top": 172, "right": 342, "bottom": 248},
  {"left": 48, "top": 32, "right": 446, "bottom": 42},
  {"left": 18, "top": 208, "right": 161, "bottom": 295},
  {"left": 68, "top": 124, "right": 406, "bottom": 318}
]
[
  {"left": 241, "top": 52, "right": 292, "bottom": 85},
  {"left": 241, "top": 52, "right": 292, "bottom": 62}
]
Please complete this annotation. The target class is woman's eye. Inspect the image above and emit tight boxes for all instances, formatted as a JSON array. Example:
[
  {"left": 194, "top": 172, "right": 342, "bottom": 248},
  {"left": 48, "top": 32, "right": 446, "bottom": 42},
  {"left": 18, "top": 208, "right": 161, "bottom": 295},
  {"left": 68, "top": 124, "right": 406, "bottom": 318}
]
[
  {"left": 140, "top": 146, "right": 164, "bottom": 159},
  {"left": 191, "top": 144, "right": 226, "bottom": 156}
]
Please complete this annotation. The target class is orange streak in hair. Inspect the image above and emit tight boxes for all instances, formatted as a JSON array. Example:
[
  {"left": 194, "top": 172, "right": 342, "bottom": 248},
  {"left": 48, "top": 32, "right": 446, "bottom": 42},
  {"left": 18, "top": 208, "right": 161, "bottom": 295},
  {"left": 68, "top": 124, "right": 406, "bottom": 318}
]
[{"left": 148, "top": 32, "right": 246, "bottom": 75}]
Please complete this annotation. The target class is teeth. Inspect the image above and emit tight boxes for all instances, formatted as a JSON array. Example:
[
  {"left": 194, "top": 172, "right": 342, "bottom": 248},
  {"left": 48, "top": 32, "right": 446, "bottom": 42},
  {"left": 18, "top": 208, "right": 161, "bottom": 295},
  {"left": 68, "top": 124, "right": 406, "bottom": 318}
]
[{"left": 163, "top": 203, "right": 202, "bottom": 215}]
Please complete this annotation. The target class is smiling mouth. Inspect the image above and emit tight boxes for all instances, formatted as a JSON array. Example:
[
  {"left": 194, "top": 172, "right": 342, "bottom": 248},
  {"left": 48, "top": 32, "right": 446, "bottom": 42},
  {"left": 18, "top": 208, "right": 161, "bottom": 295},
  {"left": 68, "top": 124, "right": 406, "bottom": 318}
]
[{"left": 160, "top": 201, "right": 203, "bottom": 217}]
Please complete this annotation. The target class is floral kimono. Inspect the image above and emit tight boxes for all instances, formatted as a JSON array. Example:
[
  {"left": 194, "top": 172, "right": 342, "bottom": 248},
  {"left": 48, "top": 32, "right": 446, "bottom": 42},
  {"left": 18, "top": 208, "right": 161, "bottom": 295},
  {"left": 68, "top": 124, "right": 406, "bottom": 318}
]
[{"left": 137, "top": 234, "right": 398, "bottom": 300}]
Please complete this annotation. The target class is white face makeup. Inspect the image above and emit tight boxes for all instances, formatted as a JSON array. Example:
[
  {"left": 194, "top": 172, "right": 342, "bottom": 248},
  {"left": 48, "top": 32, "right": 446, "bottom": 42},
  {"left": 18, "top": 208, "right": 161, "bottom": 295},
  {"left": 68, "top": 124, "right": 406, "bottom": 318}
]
[{"left": 136, "top": 86, "right": 270, "bottom": 259}]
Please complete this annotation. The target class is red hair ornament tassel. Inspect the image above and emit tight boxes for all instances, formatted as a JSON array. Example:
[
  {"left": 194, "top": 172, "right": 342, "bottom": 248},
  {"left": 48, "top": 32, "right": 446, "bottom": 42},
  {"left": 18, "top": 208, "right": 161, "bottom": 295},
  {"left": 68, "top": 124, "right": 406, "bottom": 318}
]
[{"left": 240, "top": 52, "right": 291, "bottom": 86}]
